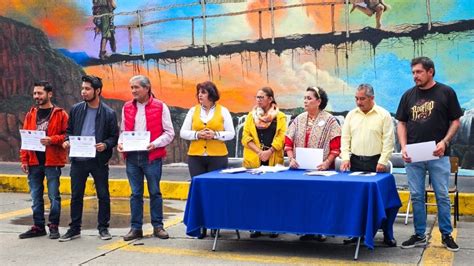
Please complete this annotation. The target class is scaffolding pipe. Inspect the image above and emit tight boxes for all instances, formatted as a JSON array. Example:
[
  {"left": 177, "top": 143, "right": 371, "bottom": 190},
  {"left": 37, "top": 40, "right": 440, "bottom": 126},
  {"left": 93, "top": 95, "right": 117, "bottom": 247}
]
[
  {"left": 426, "top": 0, "right": 432, "bottom": 31},
  {"left": 200, "top": 0, "right": 208, "bottom": 53},
  {"left": 270, "top": 0, "right": 275, "bottom": 44}
]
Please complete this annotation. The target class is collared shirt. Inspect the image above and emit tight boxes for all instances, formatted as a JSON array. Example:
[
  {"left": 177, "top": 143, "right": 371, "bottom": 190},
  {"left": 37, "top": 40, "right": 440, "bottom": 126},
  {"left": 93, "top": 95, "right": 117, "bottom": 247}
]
[
  {"left": 340, "top": 104, "right": 394, "bottom": 165},
  {"left": 119, "top": 101, "right": 175, "bottom": 148},
  {"left": 180, "top": 104, "right": 235, "bottom": 141}
]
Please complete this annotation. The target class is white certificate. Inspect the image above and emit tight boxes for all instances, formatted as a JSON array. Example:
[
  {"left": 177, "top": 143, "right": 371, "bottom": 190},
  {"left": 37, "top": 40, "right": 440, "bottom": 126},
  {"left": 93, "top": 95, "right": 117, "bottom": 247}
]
[
  {"left": 122, "top": 131, "right": 150, "bottom": 151},
  {"left": 20, "top": 130, "right": 46, "bottom": 152},
  {"left": 406, "top": 141, "right": 439, "bottom": 163},
  {"left": 295, "top": 147, "right": 324, "bottom": 170},
  {"left": 69, "top": 136, "right": 96, "bottom": 158}
]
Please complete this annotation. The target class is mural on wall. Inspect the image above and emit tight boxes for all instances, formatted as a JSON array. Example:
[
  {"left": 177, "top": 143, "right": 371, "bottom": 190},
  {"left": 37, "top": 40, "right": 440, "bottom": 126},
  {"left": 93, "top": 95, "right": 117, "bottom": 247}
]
[{"left": 1, "top": 0, "right": 473, "bottom": 167}]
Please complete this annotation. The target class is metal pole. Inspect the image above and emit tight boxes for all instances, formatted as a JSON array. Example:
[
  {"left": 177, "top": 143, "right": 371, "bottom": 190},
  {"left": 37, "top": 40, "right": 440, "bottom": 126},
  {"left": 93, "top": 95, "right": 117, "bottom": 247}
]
[
  {"left": 191, "top": 18, "right": 195, "bottom": 46},
  {"left": 200, "top": 0, "right": 208, "bottom": 53},
  {"left": 128, "top": 27, "right": 132, "bottom": 55},
  {"left": 137, "top": 11, "right": 145, "bottom": 60},
  {"left": 331, "top": 4, "right": 335, "bottom": 32},
  {"left": 270, "top": 0, "right": 275, "bottom": 44},
  {"left": 426, "top": 0, "right": 432, "bottom": 31},
  {"left": 345, "top": 0, "right": 350, "bottom": 38}
]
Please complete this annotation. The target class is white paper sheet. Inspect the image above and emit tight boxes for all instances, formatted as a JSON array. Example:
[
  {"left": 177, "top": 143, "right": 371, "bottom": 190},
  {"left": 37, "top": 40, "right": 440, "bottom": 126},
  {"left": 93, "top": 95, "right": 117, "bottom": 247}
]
[
  {"left": 247, "top": 165, "right": 289, "bottom": 174},
  {"left": 20, "top": 130, "right": 46, "bottom": 152},
  {"left": 295, "top": 147, "right": 323, "bottom": 170},
  {"left": 69, "top": 136, "right": 96, "bottom": 158},
  {"left": 220, "top": 167, "right": 248, "bottom": 174},
  {"left": 406, "top": 141, "right": 439, "bottom": 163},
  {"left": 122, "top": 131, "right": 150, "bottom": 152},
  {"left": 305, "top": 170, "right": 338, "bottom": 176}
]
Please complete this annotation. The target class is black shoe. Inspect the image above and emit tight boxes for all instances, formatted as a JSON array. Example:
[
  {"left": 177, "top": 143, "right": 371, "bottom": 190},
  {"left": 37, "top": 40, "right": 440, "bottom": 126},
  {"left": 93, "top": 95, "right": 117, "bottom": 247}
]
[
  {"left": 48, "top": 224, "right": 60, "bottom": 239},
  {"left": 442, "top": 235, "right": 459, "bottom": 252},
  {"left": 269, "top": 233, "right": 279, "bottom": 238},
  {"left": 197, "top": 228, "right": 207, "bottom": 239},
  {"left": 343, "top": 236, "right": 363, "bottom": 245},
  {"left": 58, "top": 229, "right": 80, "bottom": 242},
  {"left": 19, "top": 225, "right": 46, "bottom": 239},
  {"left": 123, "top": 229, "right": 143, "bottom": 241},
  {"left": 99, "top": 228, "right": 112, "bottom": 240},
  {"left": 401, "top": 234, "right": 427, "bottom": 249},
  {"left": 383, "top": 236, "right": 397, "bottom": 247},
  {"left": 299, "top": 234, "right": 315, "bottom": 241},
  {"left": 250, "top": 231, "right": 262, "bottom": 238}
]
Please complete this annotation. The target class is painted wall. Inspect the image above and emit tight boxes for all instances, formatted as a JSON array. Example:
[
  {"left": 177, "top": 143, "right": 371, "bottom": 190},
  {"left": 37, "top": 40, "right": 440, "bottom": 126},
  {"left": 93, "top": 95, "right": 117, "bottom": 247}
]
[{"left": 1, "top": 0, "right": 473, "bottom": 166}]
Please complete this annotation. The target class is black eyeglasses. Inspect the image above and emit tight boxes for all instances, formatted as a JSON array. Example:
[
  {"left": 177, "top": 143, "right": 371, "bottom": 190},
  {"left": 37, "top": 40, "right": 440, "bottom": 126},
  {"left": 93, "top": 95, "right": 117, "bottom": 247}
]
[{"left": 256, "top": 96, "right": 266, "bottom": 100}]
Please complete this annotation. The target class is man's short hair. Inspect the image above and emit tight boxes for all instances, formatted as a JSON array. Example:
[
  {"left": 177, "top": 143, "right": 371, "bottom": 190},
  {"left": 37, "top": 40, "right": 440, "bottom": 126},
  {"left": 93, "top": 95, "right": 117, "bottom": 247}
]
[
  {"left": 33, "top": 80, "right": 53, "bottom": 93},
  {"left": 82, "top": 75, "right": 103, "bottom": 90},
  {"left": 357, "top": 84, "right": 375, "bottom": 97},
  {"left": 411, "top": 56, "right": 436, "bottom": 77}
]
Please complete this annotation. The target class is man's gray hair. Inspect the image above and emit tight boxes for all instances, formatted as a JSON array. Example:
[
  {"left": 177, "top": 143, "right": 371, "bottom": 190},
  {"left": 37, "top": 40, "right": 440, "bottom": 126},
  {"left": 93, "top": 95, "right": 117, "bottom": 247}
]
[
  {"left": 357, "top": 83, "right": 375, "bottom": 97},
  {"left": 130, "top": 75, "right": 151, "bottom": 88}
]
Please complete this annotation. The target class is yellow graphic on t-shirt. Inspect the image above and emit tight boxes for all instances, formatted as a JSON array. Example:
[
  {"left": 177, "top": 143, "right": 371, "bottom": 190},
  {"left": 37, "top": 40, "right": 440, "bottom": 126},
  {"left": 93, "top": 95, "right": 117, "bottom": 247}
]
[{"left": 411, "top": 101, "right": 434, "bottom": 121}]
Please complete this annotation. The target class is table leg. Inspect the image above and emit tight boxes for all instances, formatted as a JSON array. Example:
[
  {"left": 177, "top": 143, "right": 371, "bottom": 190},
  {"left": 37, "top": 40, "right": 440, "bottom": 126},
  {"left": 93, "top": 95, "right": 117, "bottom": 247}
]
[
  {"left": 354, "top": 237, "right": 361, "bottom": 260},
  {"left": 212, "top": 229, "right": 220, "bottom": 251}
]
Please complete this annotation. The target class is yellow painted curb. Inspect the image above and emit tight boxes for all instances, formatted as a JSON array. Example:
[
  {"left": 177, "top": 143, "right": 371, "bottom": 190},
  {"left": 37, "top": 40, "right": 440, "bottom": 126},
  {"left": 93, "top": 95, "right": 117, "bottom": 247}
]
[
  {"left": 1, "top": 174, "right": 474, "bottom": 215},
  {"left": 0, "top": 174, "right": 189, "bottom": 201}
]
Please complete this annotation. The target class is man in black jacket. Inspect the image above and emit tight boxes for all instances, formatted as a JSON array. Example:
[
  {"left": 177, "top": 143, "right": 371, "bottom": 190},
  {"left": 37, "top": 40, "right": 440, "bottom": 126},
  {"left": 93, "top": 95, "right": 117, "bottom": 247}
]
[{"left": 59, "top": 75, "right": 119, "bottom": 242}]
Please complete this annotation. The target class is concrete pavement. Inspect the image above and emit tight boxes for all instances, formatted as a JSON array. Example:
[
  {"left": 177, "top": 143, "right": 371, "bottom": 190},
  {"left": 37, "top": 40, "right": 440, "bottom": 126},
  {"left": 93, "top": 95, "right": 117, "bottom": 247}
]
[{"left": 1, "top": 192, "right": 473, "bottom": 265}]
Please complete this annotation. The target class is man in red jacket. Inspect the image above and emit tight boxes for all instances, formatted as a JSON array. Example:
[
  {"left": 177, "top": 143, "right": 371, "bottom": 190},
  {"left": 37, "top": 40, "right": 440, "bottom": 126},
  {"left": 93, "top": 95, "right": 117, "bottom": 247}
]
[{"left": 19, "top": 81, "right": 68, "bottom": 239}]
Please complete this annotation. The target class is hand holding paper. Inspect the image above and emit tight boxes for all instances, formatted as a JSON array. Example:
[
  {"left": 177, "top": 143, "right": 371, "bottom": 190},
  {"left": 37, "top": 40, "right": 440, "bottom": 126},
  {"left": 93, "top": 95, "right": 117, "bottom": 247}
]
[{"left": 405, "top": 141, "right": 439, "bottom": 163}]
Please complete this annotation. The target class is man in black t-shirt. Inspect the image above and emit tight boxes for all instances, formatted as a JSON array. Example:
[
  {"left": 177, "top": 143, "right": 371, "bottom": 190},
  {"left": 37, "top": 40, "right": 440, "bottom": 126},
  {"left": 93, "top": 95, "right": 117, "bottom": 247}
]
[{"left": 396, "top": 57, "right": 462, "bottom": 252}]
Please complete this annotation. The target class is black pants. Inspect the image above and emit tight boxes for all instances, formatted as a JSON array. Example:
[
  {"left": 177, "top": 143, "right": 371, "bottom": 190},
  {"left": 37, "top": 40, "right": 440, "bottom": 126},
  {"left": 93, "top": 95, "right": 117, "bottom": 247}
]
[
  {"left": 188, "top": 155, "right": 228, "bottom": 178},
  {"left": 350, "top": 154, "right": 381, "bottom": 172},
  {"left": 69, "top": 159, "right": 110, "bottom": 232}
]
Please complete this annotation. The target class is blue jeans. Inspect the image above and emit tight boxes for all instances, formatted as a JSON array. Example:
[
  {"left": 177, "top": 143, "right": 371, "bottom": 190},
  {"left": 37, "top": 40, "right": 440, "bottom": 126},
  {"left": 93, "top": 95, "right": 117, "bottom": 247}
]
[
  {"left": 406, "top": 156, "right": 452, "bottom": 236},
  {"left": 27, "top": 166, "right": 61, "bottom": 226},
  {"left": 126, "top": 152, "right": 164, "bottom": 229},
  {"left": 69, "top": 159, "right": 110, "bottom": 232}
]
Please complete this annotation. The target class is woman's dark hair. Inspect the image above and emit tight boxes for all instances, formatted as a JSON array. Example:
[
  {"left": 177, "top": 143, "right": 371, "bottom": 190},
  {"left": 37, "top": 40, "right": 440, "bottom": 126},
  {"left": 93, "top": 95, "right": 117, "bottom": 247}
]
[
  {"left": 259, "top": 87, "right": 277, "bottom": 105},
  {"left": 33, "top": 80, "right": 53, "bottom": 93},
  {"left": 196, "top": 81, "right": 220, "bottom": 102},
  {"left": 307, "top": 86, "right": 328, "bottom": 110}
]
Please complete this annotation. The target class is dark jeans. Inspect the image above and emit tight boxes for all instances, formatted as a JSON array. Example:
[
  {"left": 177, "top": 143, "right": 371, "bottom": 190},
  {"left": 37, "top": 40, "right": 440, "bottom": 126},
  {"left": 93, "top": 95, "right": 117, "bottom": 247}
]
[
  {"left": 126, "top": 152, "right": 164, "bottom": 229},
  {"left": 27, "top": 165, "right": 61, "bottom": 227},
  {"left": 188, "top": 155, "right": 228, "bottom": 178},
  {"left": 69, "top": 159, "right": 110, "bottom": 232},
  {"left": 350, "top": 154, "right": 381, "bottom": 172}
]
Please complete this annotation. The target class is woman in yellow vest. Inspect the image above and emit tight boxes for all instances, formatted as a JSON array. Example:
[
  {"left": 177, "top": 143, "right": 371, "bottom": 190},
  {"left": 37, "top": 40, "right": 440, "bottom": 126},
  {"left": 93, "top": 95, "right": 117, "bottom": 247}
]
[
  {"left": 241, "top": 87, "right": 287, "bottom": 238},
  {"left": 180, "top": 81, "right": 235, "bottom": 238}
]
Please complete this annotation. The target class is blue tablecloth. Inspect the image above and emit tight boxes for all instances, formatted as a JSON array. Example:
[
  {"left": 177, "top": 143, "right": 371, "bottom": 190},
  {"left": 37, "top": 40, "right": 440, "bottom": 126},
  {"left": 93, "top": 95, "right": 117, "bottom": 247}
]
[{"left": 184, "top": 169, "right": 402, "bottom": 249}]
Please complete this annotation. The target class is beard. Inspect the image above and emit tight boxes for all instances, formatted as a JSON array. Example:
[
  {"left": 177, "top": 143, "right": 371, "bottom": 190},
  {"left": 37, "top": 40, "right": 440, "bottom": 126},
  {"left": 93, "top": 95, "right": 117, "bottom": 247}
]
[
  {"left": 83, "top": 93, "right": 97, "bottom": 103},
  {"left": 35, "top": 98, "right": 49, "bottom": 106}
]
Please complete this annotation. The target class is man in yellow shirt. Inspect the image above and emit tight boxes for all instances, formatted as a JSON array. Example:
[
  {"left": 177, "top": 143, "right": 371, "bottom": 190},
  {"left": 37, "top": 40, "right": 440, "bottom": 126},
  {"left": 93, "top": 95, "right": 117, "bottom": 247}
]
[
  {"left": 339, "top": 83, "right": 396, "bottom": 247},
  {"left": 340, "top": 83, "right": 394, "bottom": 173}
]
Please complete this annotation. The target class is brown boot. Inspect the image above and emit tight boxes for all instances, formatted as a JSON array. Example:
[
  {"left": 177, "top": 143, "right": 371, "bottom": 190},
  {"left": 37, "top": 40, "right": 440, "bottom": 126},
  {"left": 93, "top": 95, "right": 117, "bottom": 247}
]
[
  {"left": 123, "top": 229, "right": 143, "bottom": 241},
  {"left": 153, "top": 227, "right": 169, "bottom": 239}
]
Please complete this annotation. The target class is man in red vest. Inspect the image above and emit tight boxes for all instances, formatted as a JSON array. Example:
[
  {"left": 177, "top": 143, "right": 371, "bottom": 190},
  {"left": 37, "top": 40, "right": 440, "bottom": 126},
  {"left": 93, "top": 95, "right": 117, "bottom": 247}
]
[{"left": 118, "top": 75, "right": 175, "bottom": 241}]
